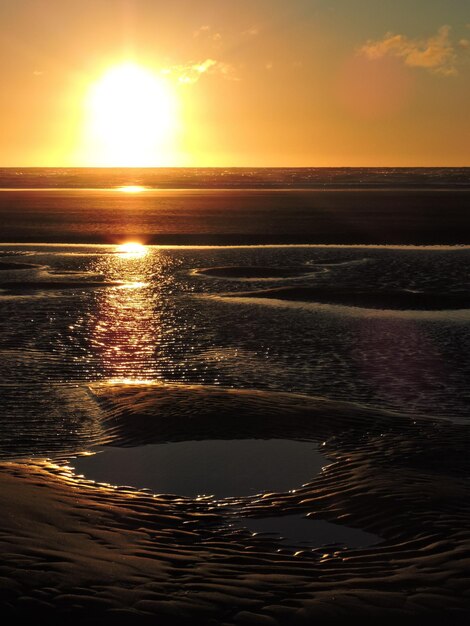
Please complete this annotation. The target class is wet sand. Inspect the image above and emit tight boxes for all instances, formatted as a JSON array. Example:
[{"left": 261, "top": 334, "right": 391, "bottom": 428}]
[
  {"left": 0, "top": 280, "right": 125, "bottom": 292},
  {"left": 1, "top": 384, "right": 469, "bottom": 624},
  {"left": 0, "top": 260, "right": 124, "bottom": 291},
  {"left": 0, "top": 261, "right": 38, "bottom": 270}
]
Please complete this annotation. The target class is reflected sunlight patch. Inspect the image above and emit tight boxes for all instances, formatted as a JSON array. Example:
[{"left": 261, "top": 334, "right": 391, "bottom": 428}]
[
  {"left": 116, "top": 185, "right": 147, "bottom": 193},
  {"left": 106, "top": 378, "right": 159, "bottom": 386},
  {"left": 116, "top": 242, "right": 148, "bottom": 258},
  {"left": 119, "top": 281, "right": 148, "bottom": 289}
]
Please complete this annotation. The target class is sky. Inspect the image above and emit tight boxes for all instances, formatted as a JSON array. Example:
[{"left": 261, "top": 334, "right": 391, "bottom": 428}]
[{"left": 0, "top": 0, "right": 469, "bottom": 166}]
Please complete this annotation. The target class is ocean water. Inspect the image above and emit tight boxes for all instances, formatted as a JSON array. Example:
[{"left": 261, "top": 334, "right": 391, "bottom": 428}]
[
  {"left": 0, "top": 167, "right": 469, "bottom": 245},
  {"left": 1, "top": 168, "right": 470, "bottom": 466}
]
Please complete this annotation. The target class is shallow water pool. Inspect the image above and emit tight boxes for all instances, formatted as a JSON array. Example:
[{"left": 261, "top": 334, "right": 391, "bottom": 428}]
[{"left": 72, "top": 438, "right": 327, "bottom": 498}]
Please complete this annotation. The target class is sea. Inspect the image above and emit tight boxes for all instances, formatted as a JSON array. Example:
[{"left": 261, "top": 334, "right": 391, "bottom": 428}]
[{"left": 1, "top": 167, "right": 470, "bottom": 465}]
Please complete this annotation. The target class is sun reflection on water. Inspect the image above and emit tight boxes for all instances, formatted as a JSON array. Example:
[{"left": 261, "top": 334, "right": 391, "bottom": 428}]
[
  {"left": 116, "top": 242, "right": 148, "bottom": 258},
  {"left": 90, "top": 246, "right": 161, "bottom": 382},
  {"left": 118, "top": 281, "right": 148, "bottom": 289},
  {"left": 116, "top": 185, "right": 147, "bottom": 193},
  {"left": 107, "top": 377, "right": 159, "bottom": 385}
]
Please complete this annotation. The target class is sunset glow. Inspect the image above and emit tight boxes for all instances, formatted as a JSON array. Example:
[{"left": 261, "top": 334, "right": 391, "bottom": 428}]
[{"left": 0, "top": 1, "right": 468, "bottom": 166}]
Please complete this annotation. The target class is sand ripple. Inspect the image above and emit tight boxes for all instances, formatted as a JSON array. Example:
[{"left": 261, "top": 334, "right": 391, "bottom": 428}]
[
  {"left": 0, "top": 384, "right": 468, "bottom": 622},
  {"left": 223, "top": 286, "right": 470, "bottom": 310},
  {"left": 193, "top": 266, "right": 317, "bottom": 280}
]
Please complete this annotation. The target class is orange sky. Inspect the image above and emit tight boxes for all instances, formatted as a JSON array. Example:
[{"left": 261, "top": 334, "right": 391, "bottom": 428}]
[{"left": 0, "top": 0, "right": 469, "bottom": 166}]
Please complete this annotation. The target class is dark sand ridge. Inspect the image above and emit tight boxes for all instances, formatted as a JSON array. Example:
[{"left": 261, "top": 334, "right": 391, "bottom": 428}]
[
  {"left": 0, "top": 383, "right": 469, "bottom": 623},
  {"left": 0, "top": 259, "right": 124, "bottom": 291},
  {"left": 223, "top": 286, "right": 470, "bottom": 311},
  {"left": 0, "top": 280, "right": 126, "bottom": 292},
  {"left": 0, "top": 261, "right": 39, "bottom": 270},
  {"left": 193, "top": 266, "right": 317, "bottom": 279},
  {"left": 193, "top": 260, "right": 363, "bottom": 279}
]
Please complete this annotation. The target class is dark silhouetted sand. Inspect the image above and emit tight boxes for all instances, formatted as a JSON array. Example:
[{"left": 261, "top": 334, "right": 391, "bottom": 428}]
[
  {"left": 194, "top": 266, "right": 315, "bottom": 279},
  {"left": 0, "top": 261, "right": 38, "bottom": 270},
  {"left": 224, "top": 286, "right": 470, "bottom": 310},
  {"left": 0, "top": 384, "right": 469, "bottom": 624}
]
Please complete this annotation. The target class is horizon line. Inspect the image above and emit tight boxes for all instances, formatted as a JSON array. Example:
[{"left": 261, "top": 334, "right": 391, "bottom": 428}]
[{"left": 1, "top": 165, "right": 470, "bottom": 170}]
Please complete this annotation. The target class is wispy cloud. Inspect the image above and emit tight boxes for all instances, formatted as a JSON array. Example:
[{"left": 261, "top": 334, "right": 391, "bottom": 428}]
[
  {"left": 193, "top": 24, "right": 222, "bottom": 43},
  {"left": 242, "top": 27, "right": 260, "bottom": 37},
  {"left": 360, "top": 26, "right": 464, "bottom": 76},
  {"left": 193, "top": 25, "right": 210, "bottom": 38},
  {"left": 161, "top": 59, "right": 238, "bottom": 85}
]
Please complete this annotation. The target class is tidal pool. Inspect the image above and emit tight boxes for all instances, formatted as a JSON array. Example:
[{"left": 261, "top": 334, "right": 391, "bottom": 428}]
[
  {"left": 72, "top": 438, "right": 327, "bottom": 498},
  {"left": 240, "top": 514, "right": 381, "bottom": 549}
]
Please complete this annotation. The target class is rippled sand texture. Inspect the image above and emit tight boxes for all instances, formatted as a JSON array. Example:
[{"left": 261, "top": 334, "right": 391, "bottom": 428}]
[{"left": 0, "top": 385, "right": 469, "bottom": 623}]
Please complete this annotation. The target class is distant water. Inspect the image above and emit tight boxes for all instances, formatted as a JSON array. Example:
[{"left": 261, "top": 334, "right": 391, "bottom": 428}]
[
  {"left": 0, "top": 167, "right": 469, "bottom": 245},
  {"left": 1, "top": 167, "right": 469, "bottom": 189}
]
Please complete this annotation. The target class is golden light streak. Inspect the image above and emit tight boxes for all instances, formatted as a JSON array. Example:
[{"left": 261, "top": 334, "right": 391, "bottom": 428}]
[
  {"left": 90, "top": 247, "right": 162, "bottom": 383},
  {"left": 117, "top": 185, "right": 147, "bottom": 193}
]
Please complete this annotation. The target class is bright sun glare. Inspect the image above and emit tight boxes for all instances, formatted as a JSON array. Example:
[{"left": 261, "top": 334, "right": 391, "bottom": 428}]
[
  {"left": 117, "top": 242, "right": 148, "bottom": 258},
  {"left": 86, "top": 63, "right": 177, "bottom": 166},
  {"left": 117, "top": 185, "right": 147, "bottom": 193}
]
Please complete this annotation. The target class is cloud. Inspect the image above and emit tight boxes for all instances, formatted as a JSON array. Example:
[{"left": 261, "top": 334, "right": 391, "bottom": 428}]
[
  {"left": 359, "top": 26, "right": 462, "bottom": 76},
  {"left": 193, "top": 24, "right": 222, "bottom": 43},
  {"left": 193, "top": 25, "right": 211, "bottom": 38},
  {"left": 243, "top": 27, "right": 259, "bottom": 36},
  {"left": 161, "top": 59, "right": 238, "bottom": 85}
]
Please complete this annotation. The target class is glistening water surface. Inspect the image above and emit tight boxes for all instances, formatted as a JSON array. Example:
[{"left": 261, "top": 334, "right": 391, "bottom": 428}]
[{"left": 1, "top": 243, "right": 470, "bottom": 430}]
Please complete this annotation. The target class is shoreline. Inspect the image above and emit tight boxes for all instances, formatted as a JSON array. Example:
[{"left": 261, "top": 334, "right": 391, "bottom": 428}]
[{"left": 2, "top": 242, "right": 470, "bottom": 250}]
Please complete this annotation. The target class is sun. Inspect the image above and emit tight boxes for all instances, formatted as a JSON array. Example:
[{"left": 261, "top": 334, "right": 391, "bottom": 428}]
[{"left": 84, "top": 62, "right": 178, "bottom": 166}]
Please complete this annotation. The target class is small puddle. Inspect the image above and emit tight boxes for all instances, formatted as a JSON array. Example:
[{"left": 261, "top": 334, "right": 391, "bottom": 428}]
[
  {"left": 240, "top": 514, "right": 381, "bottom": 549},
  {"left": 71, "top": 439, "right": 326, "bottom": 498}
]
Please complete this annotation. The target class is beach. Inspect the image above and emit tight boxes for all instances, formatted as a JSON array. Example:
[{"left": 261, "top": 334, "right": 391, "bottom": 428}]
[
  {"left": 1, "top": 170, "right": 470, "bottom": 623},
  {"left": 1, "top": 0, "right": 470, "bottom": 613},
  {"left": 1, "top": 384, "right": 469, "bottom": 624}
]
